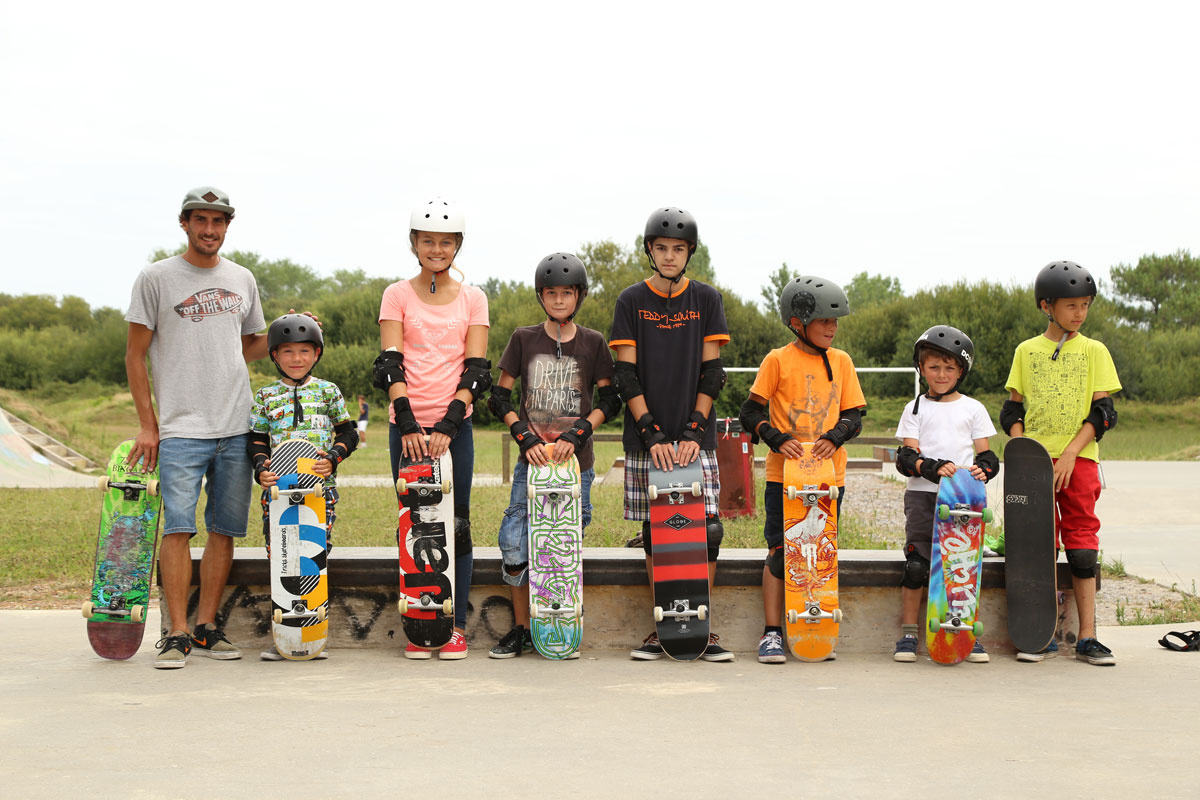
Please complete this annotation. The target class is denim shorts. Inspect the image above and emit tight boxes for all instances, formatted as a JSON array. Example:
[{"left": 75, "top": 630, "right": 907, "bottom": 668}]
[
  {"left": 498, "top": 460, "right": 595, "bottom": 586},
  {"left": 159, "top": 434, "right": 253, "bottom": 538},
  {"left": 763, "top": 481, "right": 846, "bottom": 550}
]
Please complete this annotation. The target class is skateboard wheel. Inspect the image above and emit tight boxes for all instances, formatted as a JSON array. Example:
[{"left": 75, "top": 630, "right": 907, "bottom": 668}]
[
  {"left": 831, "top": 608, "right": 843, "bottom": 623},
  {"left": 443, "top": 599, "right": 453, "bottom": 616},
  {"left": 526, "top": 484, "right": 535, "bottom": 501},
  {"left": 928, "top": 618, "right": 939, "bottom": 633},
  {"left": 647, "top": 485, "right": 658, "bottom": 501},
  {"left": 697, "top": 605, "right": 708, "bottom": 621},
  {"left": 786, "top": 608, "right": 798, "bottom": 624},
  {"left": 442, "top": 479, "right": 452, "bottom": 494},
  {"left": 131, "top": 605, "right": 145, "bottom": 624},
  {"left": 273, "top": 609, "right": 283, "bottom": 624},
  {"left": 316, "top": 607, "right": 327, "bottom": 623},
  {"left": 270, "top": 486, "right": 280, "bottom": 501},
  {"left": 973, "top": 621, "right": 983, "bottom": 637},
  {"left": 395, "top": 478, "right": 407, "bottom": 494},
  {"left": 981, "top": 507, "right": 994, "bottom": 524},
  {"left": 146, "top": 480, "right": 160, "bottom": 497},
  {"left": 653, "top": 606, "right": 664, "bottom": 623},
  {"left": 529, "top": 602, "right": 541, "bottom": 620},
  {"left": 571, "top": 484, "right": 581, "bottom": 500},
  {"left": 786, "top": 485, "right": 798, "bottom": 500},
  {"left": 691, "top": 482, "right": 702, "bottom": 496},
  {"left": 97, "top": 476, "right": 110, "bottom": 491},
  {"left": 398, "top": 597, "right": 409, "bottom": 614},
  {"left": 937, "top": 504, "right": 950, "bottom": 521},
  {"left": 81, "top": 601, "right": 94, "bottom": 619}
]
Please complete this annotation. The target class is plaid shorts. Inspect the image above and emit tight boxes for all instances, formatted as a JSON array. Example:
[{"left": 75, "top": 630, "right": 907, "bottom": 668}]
[{"left": 623, "top": 449, "right": 720, "bottom": 520}]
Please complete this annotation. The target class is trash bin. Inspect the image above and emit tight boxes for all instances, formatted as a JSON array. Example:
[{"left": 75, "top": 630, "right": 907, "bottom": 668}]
[{"left": 714, "top": 418, "right": 755, "bottom": 518}]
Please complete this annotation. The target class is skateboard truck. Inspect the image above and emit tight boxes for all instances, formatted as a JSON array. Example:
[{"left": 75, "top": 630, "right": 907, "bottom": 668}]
[
  {"left": 785, "top": 484, "right": 837, "bottom": 505},
  {"left": 273, "top": 602, "right": 328, "bottom": 624},
  {"left": 396, "top": 478, "right": 452, "bottom": 497},
  {"left": 398, "top": 594, "right": 454, "bottom": 616},
  {"left": 98, "top": 476, "right": 159, "bottom": 501},
  {"left": 938, "top": 504, "right": 994, "bottom": 523},
  {"left": 81, "top": 598, "right": 145, "bottom": 623},
  {"left": 530, "top": 600, "right": 581, "bottom": 620},
  {"left": 527, "top": 485, "right": 582, "bottom": 501},
  {"left": 653, "top": 599, "right": 708, "bottom": 623},
  {"left": 270, "top": 483, "right": 324, "bottom": 502},
  {"left": 647, "top": 482, "right": 702, "bottom": 502},
  {"left": 787, "top": 601, "right": 844, "bottom": 625},
  {"left": 930, "top": 615, "right": 984, "bottom": 636}
]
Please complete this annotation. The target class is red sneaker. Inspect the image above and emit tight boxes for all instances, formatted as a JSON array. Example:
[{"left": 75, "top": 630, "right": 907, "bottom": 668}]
[
  {"left": 404, "top": 642, "right": 432, "bottom": 660},
  {"left": 438, "top": 631, "right": 468, "bottom": 660}
]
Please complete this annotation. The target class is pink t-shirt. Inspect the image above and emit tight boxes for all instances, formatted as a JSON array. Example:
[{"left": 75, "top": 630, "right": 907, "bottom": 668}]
[{"left": 378, "top": 279, "right": 490, "bottom": 427}]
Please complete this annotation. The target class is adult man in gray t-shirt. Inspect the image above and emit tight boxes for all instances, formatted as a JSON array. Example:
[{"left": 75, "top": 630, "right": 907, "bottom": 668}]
[{"left": 125, "top": 186, "right": 268, "bottom": 669}]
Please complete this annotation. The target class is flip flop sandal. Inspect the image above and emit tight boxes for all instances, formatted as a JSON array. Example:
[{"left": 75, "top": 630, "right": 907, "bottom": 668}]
[{"left": 1158, "top": 630, "right": 1200, "bottom": 652}]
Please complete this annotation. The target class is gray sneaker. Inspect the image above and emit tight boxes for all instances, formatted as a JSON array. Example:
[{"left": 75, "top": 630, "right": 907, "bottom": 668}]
[
  {"left": 1075, "top": 637, "right": 1116, "bottom": 666},
  {"left": 154, "top": 633, "right": 191, "bottom": 669},
  {"left": 1017, "top": 640, "right": 1059, "bottom": 662},
  {"left": 191, "top": 623, "right": 242, "bottom": 660}
]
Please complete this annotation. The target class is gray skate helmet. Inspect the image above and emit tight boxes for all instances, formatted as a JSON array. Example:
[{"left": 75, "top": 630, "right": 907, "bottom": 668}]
[
  {"left": 534, "top": 252, "right": 589, "bottom": 321},
  {"left": 1034, "top": 261, "right": 1097, "bottom": 309},
  {"left": 779, "top": 276, "right": 850, "bottom": 334}
]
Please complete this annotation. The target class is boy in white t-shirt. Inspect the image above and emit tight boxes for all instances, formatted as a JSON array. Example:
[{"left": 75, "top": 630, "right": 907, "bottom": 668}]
[{"left": 891, "top": 326, "right": 999, "bottom": 663}]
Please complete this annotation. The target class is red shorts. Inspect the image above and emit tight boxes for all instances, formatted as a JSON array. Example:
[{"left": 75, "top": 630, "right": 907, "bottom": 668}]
[{"left": 1053, "top": 457, "right": 1101, "bottom": 551}]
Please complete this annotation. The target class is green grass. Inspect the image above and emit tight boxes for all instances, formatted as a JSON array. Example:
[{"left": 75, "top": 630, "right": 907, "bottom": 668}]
[{"left": 1115, "top": 584, "right": 1200, "bottom": 626}]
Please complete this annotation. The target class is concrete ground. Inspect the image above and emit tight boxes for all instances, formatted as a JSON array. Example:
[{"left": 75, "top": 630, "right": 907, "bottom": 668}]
[{"left": 3, "top": 609, "right": 1198, "bottom": 798}]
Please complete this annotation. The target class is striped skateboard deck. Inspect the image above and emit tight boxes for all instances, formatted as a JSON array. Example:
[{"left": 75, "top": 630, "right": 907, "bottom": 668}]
[{"left": 648, "top": 459, "right": 709, "bottom": 661}]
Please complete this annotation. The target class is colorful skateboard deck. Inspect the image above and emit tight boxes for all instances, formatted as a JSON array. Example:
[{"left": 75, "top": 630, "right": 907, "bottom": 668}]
[
  {"left": 782, "top": 447, "right": 841, "bottom": 662},
  {"left": 396, "top": 439, "right": 455, "bottom": 650},
  {"left": 83, "top": 440, "right": 161, "bottom": 660},
  {"left": 267, "top": 438, "right": 329, "bottom": 661},
  {"left": 926, "top": 468, "right": 990, "bottom": 666},
  {"left": 1003, "top": 437, "right": 1057, "bottom": 654},
  {"left": 648, "top": 459, "right": 709, "bottom": 661},
  {"left": 527, "top": 448, "right": 583, "bottom": 659}
]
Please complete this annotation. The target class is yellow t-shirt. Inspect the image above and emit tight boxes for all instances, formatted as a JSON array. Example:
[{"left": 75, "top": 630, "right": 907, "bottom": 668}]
[
  {"left": 749, "top": 343, "right": 866, "bottom": 485},
  {"left": 1005, "top": 333, "right": 1121, "bottom": 462}
]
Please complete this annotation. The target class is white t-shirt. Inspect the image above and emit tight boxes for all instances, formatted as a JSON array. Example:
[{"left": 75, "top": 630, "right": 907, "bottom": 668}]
[{"left": 894, "top": 395, "right": 997, "bottom": 493}]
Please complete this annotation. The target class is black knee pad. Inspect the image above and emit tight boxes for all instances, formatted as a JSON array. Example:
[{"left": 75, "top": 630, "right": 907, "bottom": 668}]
[
  {"left": 1066, "top": 548, "right": 1098, "bottom": 579},
  {"left": 504, "top": 562, "right": 527, "bottom": 577},
  {"left": 455, "top": 516, "right": 473, "bottom": 556},
  {"left": 902, "top": 548, "right": 930, "bottom": 589},
  {"left": 706, "top": 515, "right": 724, "bottom": 560},
  {"left": 641, "top": 520, "right": 652, "bottom": 555},
  {"left": 765, "top": 545, "right": 784, "bottom": 580}
]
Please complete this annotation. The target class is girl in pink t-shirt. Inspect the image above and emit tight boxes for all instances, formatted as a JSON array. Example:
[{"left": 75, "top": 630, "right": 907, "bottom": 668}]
[{"left": 377, "top": 198, "right": 490, "bottom": 660}]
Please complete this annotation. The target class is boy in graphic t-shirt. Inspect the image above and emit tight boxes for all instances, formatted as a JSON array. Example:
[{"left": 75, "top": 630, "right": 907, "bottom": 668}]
[{"left": 486, "top": 253, "right": 619, "bottom": 658}]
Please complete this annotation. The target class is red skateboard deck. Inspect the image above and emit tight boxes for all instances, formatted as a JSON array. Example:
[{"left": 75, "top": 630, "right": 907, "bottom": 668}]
[
  {"left": 396, "top": 440, "right": 455, "bottom": 650},
  {"left": 648, "top": 460, "right": 709, "bottom": 661}
]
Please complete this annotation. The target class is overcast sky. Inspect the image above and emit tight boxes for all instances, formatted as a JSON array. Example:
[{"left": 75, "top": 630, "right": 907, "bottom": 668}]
[{"left": 2, "top": 1, "right": 1197, "bottom": 312}]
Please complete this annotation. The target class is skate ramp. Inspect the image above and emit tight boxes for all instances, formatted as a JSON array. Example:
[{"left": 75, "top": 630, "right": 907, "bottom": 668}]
[{"left": 0, "top": 410, "right": 94, "bottom": 488}]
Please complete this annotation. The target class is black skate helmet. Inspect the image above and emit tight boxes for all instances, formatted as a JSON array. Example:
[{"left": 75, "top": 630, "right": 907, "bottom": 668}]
[
  {"left": 534, "top": 252, "right": 589, "bottom": 321},
  {"left": 1034, "top": 261, "right": 1097, "bottom": 309}
]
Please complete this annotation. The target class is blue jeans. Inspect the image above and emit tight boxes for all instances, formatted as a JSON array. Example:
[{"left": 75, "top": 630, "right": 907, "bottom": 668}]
[
  {"left": 390, "top": 418, "right": 474, "bottom": 629},
  {"left": 159, "top": 434, "right": 252, "bottom": 538},
  {"left": 497, "top": 460, "right": 595, "bottom": 587}
]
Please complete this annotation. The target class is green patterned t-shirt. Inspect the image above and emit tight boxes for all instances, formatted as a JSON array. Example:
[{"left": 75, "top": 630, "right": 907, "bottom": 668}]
[{"left": 250, "top": 377, "right": 352, "bottom": 485}]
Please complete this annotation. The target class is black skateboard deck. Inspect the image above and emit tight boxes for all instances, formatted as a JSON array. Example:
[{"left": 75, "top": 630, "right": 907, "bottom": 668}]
[
  {"left": 1003, "top": 437, "right": 1057, "bottom": 654},
  {"left": 648, "top": 460, "right": 709, "bottom": 661}
]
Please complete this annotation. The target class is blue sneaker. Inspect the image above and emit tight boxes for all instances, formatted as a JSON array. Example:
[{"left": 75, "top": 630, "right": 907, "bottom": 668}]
[
  {"left": 1076, "top": 637, "right": 1116, "bottom": 666},
  {"left": 893, "top": 634, "right": 918, "bottom": 663},
  {"left": 757, "top": 631, "right": 786, "bottom": 664},
  {"left": 966, "top": 639, "right": 989, "bottom": 663},
  {"left": 1017, "top": 639, "right": 1059, "bottom": 662}
]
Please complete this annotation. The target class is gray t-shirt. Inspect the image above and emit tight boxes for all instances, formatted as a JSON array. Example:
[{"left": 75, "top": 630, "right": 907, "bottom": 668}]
[{"left": 125, "top": 255, "right": 265, "bottom": 440}]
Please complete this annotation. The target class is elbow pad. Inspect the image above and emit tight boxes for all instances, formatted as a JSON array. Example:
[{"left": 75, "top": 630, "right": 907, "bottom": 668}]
[
  {"left": 739, "top": 397, "right": 770, "bottom": 445},
  {"left": 1000, "top": 400, "right": 1025, "bottom": 437},
  {"left": 457, "top": 358, "right": 493, "bottom": 402},
  {"left": 487, "top": 384, "right": 516, "bottom": 421},
  {"left": 697, "top": 358, "right": 727, "bottom": 401},
  {"left": 974, "top": 449, "right": 999, "bottom": 482},
  {"left": 1084, "top": 397, "right": 1117, "bottom": 441},
  {"left": 595, "top": 384, "right": 622, "bottom": 423},
  {"left": 895, "top": 445, "right": 921, "bottom": 478},
  {"left": 615, "top": 360, "right": 644, "bottom": 404},
  {"left": 372, "top": 348, "right": 407, "bottom": 391}
]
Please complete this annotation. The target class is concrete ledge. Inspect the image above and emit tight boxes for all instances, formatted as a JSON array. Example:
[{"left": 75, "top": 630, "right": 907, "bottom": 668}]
[{"left": 162, "top": 547, "right": 1085, "bottom": 657}]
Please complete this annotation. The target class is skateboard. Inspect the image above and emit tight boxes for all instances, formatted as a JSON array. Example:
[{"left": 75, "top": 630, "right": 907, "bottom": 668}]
[
  {"left": 1003, "top": 437, "right": 1057, "bottom": 654},
  {"left": 648, "top": 458, "right": 709, "bottom": 661},
  {"left": 83, "top": 440, "right": 161, "bottom": 660},
  {"left": 527, "top": 446, "right": 583, "bottom": 659},
  {"left": 782, "top": 446, "right": 841, "bottom": 662},
  {"left": 396, "top": 438, "right": 455, "bottom": 650},
  {"left": 926, "top": 468, "right": 991, "bottom": 666},
  {"left": 267, "top": 438, "right": 330, "bottom": 660}
]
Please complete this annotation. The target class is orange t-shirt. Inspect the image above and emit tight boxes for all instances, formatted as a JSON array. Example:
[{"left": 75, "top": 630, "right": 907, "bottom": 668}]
[{"left": 749, "top": 343, "right": 866, "bottom": 485}]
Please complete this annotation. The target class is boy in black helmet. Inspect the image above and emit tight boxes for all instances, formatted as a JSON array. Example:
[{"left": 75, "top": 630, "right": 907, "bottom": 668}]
[
  {"left": 891, "top": 326, "right": 998, "bottom": 663},
  {"left": 610, "top": 208, "right": 734, "bottom": 662},
  {"left": 1002, "top": 261, "right": 1121, "bottom": 666},
  {"left": 486, "top": 253, "right": 618, "bottom": 658},
  {"left": 247, "top": 313, "right": 359, "bottom": 659},
  {"left": 739, "top": 276, "right": 866, "bottom": 663}
]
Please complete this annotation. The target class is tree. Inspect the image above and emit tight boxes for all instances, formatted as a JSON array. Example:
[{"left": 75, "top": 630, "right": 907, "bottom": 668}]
[
  {"left": 1110, "top": 250, "right": 1200, "bottom": 329},
  {"left": 760, "top": 263, "right": 792, "bottom": 313},
  {"left": 845, "top": 271, "right": 903, "bottom": 310}
]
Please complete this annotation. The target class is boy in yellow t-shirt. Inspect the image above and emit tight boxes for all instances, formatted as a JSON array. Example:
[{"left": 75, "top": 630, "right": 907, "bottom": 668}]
[{"left": 739, "top": 276, "right": 866, "bottom": 664}]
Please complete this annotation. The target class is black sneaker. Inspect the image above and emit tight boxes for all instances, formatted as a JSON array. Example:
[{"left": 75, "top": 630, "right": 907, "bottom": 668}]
[
  {"left": 1075, "top": 637, "right": 1116, "bottom": 666},
  {"left": 154, "top": 632, "right": 191, "bottom": 669},
  {"left": 893, "top": 634, "right": 918, "bottom": 663},
  {"left": 489, "top": 626, "right": 534, "bottom": 659},
  {"left": 702, "top": 633, "right": 736, "bottom": 662},
  {"left": 631, "top": 632, "right": 663, "bottom": 660},
  {"left": 191, "top": 623, "right": 242, "bottom": 660}
]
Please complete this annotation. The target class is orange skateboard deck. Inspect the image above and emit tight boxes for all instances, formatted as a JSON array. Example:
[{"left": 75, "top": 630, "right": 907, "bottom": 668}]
[{"left": 782, "top": 446, "right": 841, "bottom": 662}]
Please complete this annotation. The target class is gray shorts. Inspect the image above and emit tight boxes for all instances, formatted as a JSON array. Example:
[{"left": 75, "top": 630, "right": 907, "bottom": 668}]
[{"left": 903, "top": 490, "right": 937, "bottom": 562}]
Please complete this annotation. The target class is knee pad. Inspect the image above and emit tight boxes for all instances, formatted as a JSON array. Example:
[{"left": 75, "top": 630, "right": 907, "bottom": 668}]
[
  {"left": 502, "top": 561, "right": 528, "bottom": 587},
  {"left": 641, "top": 520, "right": 652, "bottom": 555},
  {"left": 765, "top": 545, "right": 784, "bottom": 580},
  {"left": 902, "top": 550, "right": 930, "bottom": 589},
  {"left": 706, "top": 515, "right": 724, "bottom": 560},
  {"left": 455, "top": 517, "right": 473, "bottom": 556},
  {"left": 1066, "top": 548, "right": 1098, "bottom": 579}
]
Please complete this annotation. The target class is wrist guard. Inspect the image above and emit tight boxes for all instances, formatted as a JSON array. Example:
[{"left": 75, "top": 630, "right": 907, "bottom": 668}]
[
  {"left": 918, "top": 457, "right": 951, "bottom": 483},
  {"left": 974, "top": 449, "right": 1000, "bottom": 482},
  {"left": 433, "top": 399, "right": 468, "bottom": 439},
  {"left": 680, "top": 410, "right": 708, "bottom": 445},
  {"left": 819, "top": 408, "right": 863, "bottom": 449},
  {"left": 635, "top": 413, "right": 667, "bottom": 449},
  {"left": 252, "top": 455, "right": 270, "bottom": 485},
  {"left": 557, "top": 417, "right": 593, "bottom": 449},
  {"left": 761, "top": 426, "right": 794, "bottom": 453},
  {"left": 510, "top": 419, "right": 545, "bottom": 456},
  {"left": 391, "top": 397, "right": 421, "bottom": 436}
]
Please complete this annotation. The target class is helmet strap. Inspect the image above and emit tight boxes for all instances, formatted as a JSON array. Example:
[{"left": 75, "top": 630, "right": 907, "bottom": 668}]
[{"left": 793, "top": 324, "right": 833, "bottom": 381}]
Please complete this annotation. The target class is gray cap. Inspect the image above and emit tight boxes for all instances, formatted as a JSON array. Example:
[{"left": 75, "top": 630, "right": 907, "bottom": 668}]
[{"left": 181, "top": 186, "right": 235, "bottom": 215}]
